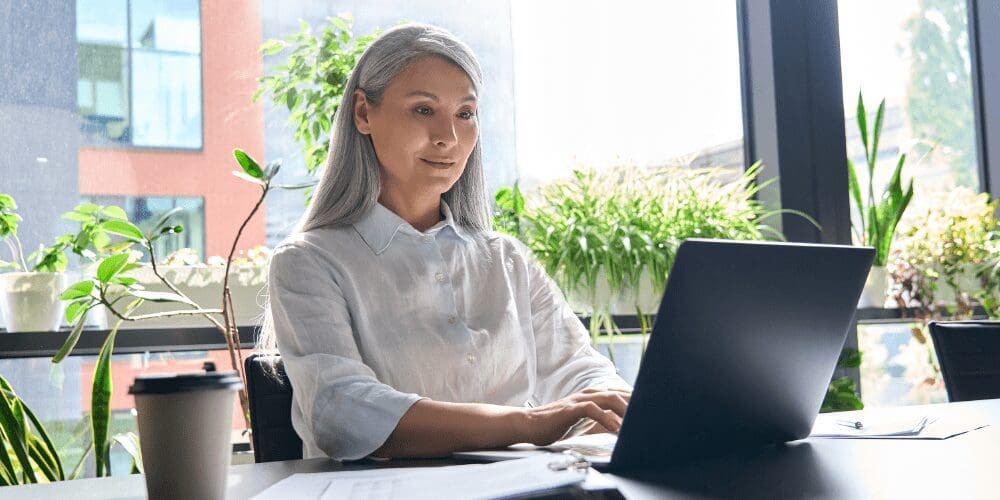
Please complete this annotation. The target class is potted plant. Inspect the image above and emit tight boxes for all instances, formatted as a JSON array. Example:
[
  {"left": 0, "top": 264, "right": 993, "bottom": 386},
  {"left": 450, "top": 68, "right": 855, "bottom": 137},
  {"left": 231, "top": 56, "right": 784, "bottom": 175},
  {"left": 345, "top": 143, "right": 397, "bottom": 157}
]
[
  {"left": 494, "top": 162, "right": 810, "bottom": 375},
  {"left": 51, "top": 149, "right": 310, "bottom": 476},
  {"left": 117, "top": 246, "right": 270, "bottom": 330},
  {"left": 847, "top": 92, "right": 916, "bottom": 308},
  {"left": 0, "top": 194, "right": 71, "bottom": 332}
]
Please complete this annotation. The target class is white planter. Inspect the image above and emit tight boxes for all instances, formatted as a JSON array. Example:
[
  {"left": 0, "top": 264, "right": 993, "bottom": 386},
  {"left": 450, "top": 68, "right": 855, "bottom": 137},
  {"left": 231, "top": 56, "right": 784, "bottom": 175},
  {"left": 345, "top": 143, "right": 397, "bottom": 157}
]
[
  {"left": 564, "top": 270, "right": 619, "bottom": 315},
  {"left": 112, "top": 266, "right": 267, "bottom": 329},
  {"left": 858, "top": 265, "right": 889, "bottom": 308},
  {"left": 0, "top": 272, "right": 68, "bottom": 332}
]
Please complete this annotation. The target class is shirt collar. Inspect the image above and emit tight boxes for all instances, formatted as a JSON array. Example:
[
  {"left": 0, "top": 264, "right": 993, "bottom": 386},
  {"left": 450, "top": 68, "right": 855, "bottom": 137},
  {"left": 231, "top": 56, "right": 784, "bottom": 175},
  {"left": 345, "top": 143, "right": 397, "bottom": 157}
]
[{"left": 353, "top": 200, "right": 472, "bottom": 255}]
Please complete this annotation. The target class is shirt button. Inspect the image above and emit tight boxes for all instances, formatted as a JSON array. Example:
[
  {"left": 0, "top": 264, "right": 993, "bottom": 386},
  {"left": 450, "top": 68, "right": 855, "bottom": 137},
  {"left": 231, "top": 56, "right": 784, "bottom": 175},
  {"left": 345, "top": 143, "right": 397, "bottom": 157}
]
[
  {"left": 422, "top": 236, "right": 433, "bottom": 244},
  {"left": 435, "top": 272, "right": 447, "bottom": 283},
  {"left": 447, "top": 315, "right": 457, "bottom": 325},
  {"left": 466, "top": 354, "right": 476, "bottom": 363}
]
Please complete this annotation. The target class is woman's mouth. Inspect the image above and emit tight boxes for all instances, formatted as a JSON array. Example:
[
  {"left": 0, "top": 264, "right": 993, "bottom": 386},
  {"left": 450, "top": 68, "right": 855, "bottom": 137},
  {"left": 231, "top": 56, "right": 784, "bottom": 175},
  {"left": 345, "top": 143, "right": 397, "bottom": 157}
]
[{"left": 420, "top": 158, "right": 456, "bottom": 168}]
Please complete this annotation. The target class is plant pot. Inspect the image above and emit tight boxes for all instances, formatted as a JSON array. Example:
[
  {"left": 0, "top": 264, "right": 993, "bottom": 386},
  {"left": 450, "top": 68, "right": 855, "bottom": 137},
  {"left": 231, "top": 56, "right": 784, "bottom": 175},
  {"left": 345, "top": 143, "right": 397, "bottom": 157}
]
[
  {"left": 0, "top": 272, "right": 69, "bottom": 332},
  {"left": 564, "top": 270, "right": 619, "bottom": 315},
  {"left": 858, "top": 265, "right": 889, "bottom": 308},
  {"left": 613, "top": 270, "right": 662, "bottom": 316},
  {"left": 111, "top": 266, "right": 267, "bottom": 330}
]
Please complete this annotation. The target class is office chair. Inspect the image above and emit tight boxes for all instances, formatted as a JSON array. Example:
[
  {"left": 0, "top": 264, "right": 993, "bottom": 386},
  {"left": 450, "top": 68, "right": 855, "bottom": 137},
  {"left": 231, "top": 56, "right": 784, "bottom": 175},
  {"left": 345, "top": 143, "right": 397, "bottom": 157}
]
[
  {"left": 928, "top": 321, "right": 1000, "bottom": 402},
  {"left": 245, "top": 354, "right": 303, "bottom": 462}
]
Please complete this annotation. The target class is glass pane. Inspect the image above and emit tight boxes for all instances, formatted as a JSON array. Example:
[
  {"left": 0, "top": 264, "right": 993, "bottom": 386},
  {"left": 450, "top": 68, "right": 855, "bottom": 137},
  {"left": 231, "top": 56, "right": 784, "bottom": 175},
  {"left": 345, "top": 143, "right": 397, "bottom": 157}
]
[
  {"left": 130, "top": 0, "right": 201, "bottom": 53},
  {"left": 510, "top": 0, "right": 745, "bottom": 189},
  {"left": 82, "top": 195, "right": 206, "bottom": 260},
  {"left": 0, "top": 350, "right": 251, "bottom": 479},
  {"left": 130, "top": 51, "right": 202, "bottom": 148},
  {"left": 78, "top": 45, "right": 130, "bottom": 144},
  {"left": 77, "top": 0, "right": 130, "bottom": 145},
  {"left": 839, "top": 0, "right": 979, "bottom": 194},
  {"left": 858, "top": 322, "right": 948, "bottom": 407},
  {"left": 76, "top": 0, "right": 128, "bottom": 46}
]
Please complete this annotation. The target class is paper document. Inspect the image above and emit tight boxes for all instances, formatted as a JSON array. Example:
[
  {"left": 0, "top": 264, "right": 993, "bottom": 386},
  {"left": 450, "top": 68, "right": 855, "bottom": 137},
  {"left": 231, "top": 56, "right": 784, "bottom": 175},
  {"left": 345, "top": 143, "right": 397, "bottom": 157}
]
[
  {"left": 252, "top": 454, "right": 590, "bottom": 500},
  {"left": 811, "top": 412, "right": 989, "bottom": 439}
]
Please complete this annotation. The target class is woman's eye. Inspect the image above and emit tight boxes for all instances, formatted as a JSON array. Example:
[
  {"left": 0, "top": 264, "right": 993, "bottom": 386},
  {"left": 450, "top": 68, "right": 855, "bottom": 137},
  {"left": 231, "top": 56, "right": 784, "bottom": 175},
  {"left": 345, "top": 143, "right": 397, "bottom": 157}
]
[
  {"left": 458, "top": 110, "right": 476, "bottom": 120},
  {"left": 415, "top": 106, "right": 432, "bottom": 115}
]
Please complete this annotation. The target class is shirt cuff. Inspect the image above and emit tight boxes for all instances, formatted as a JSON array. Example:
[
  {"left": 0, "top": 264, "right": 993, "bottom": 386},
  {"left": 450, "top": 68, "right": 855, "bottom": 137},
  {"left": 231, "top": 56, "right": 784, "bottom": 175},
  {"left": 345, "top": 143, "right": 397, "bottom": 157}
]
[{"left": 311, "top": 381, "right": 424, "bottom": 461}]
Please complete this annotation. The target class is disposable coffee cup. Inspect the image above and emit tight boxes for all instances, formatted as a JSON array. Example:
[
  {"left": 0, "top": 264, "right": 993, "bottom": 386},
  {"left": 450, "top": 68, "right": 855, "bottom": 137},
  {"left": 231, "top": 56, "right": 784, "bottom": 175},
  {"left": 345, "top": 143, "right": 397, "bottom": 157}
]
[{"left": 129, "top": 363, "right": 242, "bottom": 500}]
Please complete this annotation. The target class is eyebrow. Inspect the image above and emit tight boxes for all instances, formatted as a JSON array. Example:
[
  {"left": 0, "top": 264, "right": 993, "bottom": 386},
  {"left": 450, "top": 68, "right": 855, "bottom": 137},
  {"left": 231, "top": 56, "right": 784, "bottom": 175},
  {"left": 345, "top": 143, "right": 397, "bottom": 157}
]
[{"left": 405, "top": 90, "right": 477, "bottom": 103}]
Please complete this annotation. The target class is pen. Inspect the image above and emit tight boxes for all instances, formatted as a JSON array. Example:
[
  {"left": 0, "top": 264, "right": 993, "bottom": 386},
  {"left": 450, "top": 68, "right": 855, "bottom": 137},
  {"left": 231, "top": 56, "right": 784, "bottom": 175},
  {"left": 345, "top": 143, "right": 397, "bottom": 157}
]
[{"left": 836, "top": 419, "right": 864, "bottom": 430}]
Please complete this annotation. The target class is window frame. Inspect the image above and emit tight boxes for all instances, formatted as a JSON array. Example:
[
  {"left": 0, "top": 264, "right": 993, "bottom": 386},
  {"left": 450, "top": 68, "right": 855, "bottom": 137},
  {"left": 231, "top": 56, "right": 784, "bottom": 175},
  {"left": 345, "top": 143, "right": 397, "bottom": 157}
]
[{"left": 77, "top": 0, "right": 205, "bottom": 151}]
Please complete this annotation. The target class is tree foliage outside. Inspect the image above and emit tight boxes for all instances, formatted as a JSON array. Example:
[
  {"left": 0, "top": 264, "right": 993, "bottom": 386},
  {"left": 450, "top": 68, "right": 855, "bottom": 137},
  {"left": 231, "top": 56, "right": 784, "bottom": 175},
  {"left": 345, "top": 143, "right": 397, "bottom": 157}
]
[
  {"left": 255, "top": 15, "right": 378, "bottom": 197},
  {"left": 903, "top": 0, "right": 978, "bottom": 189}
]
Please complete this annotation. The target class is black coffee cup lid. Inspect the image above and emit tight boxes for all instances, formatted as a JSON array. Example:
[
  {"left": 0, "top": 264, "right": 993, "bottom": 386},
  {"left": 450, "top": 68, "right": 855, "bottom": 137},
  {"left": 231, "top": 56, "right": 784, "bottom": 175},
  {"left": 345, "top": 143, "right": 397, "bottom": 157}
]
[{"left": 129, "top": 368, "right": 242, "bottom": 395}]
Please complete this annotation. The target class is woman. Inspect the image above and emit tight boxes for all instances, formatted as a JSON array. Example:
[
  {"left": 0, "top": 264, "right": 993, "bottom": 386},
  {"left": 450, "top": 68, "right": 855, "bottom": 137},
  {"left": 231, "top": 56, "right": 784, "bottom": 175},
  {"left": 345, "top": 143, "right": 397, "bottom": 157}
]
[{"left": 264, "top": 23, "right": 631, "bottom": 461}]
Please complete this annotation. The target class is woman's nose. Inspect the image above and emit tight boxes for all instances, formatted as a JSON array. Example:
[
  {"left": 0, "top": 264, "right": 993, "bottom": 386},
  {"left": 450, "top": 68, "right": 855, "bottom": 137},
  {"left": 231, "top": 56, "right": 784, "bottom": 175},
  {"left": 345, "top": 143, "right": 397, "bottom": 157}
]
[{"left": 430, "top": 117, "right": 459, "bottom": 148}]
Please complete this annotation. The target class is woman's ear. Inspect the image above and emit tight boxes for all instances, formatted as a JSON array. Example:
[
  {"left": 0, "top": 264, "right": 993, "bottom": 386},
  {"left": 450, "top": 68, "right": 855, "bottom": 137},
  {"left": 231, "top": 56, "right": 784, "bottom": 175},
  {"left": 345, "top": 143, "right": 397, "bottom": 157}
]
[{"left": 353, "top": 89, "right": 372, "bottom": 135}]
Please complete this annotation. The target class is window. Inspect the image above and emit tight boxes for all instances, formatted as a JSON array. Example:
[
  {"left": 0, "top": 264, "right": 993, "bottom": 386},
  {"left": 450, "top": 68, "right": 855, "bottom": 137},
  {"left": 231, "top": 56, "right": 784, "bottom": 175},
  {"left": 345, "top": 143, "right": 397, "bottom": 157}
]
[
  {"left": 77, "top": 0, "right": 202, "bottom": 149},
  {"left": 509, "top": 1, "right": 745, "bottom": 190},
  {"left": 82, "top": 195, "right": 206, "bottom": 260},
  {"left": 839, "top": 0, "right": 980, "bottom": 407}
]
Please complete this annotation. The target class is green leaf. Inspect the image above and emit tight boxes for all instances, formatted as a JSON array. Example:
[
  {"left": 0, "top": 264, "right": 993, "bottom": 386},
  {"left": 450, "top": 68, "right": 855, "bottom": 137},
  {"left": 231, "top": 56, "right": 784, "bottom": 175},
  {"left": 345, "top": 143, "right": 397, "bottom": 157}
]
[
  {"left": 233, "top": 149, "right": 264, "bottom": 179},
  {"left": 92, "top": 326, "right": 117, "bottom": 477},
  {"left": 856, "top": 92, "right": 869, "bottom": 161},
  {"left": 91, "top": 299, "right": 138, "bottom": 478},
  {"left": 0, "top": 382, "right": 37, "bottom": 483},
  {"left": 96, "top": 253, "right": 130, "bottom": 283},
  {"left": 232, "top": 170, "right": 266, "bottom": 186},
  {"left": 52, "top": 312, "right": 88, "bottom": 363},
  {"left": 100, "top": 220, "right": 145, "bottom": 243},
  {"left": 846, "top": 159, "right": 864, "bottom": 239},
  {"left": 260, "top": 39, "right": 286, "bottom": 55},
  {"left": 112, "top": 432, "right": 143, "bottom": 473},
  {"left": 126, "top": 290, "right": 197, "bottom": 307},
  {"left": 0, "top": 193, "right": 15, "bottom": 209},
  {"left": 62, "top": 211, "right": 93, "bottom": 222},
  {"left": 60, "top": 280, "right": 95, "bottom": 301},
  {"left": 64, "top": 300, "right": 90, "bottom": 325},
  {"left": 75, "top": 203, "right": 100, "bottom": 215},
  {"left": 150, "top": 207, "right": 184, "bottom": 235},
  {"left": 22, "top": 397, "right": 64, "bottom": 481},
  {"left": 837, "top": 348, "right": 862, "bottom": 368},
  {"left": 100, "top": 205, "right": 129, "bottom": 220},
  {"left": 870, "top": 99, "right": 886, "bottom": 170}
]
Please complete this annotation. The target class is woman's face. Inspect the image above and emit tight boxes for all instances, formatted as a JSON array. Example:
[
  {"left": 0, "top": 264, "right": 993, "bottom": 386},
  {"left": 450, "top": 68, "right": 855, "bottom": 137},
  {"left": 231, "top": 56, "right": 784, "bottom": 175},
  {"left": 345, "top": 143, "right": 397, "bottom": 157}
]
[{"left": 354, "top": 56, "right": 479, "bottom": 201}]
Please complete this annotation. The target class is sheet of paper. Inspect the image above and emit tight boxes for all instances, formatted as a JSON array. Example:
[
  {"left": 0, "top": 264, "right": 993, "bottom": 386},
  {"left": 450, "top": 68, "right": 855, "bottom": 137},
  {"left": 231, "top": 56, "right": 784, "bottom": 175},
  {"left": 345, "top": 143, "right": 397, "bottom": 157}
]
[
  {"left": 811, "top": 412, "right": 990, "bottom": 439},
  {"left": 252, "top": 454, "right": 588, "bottom": 500}
]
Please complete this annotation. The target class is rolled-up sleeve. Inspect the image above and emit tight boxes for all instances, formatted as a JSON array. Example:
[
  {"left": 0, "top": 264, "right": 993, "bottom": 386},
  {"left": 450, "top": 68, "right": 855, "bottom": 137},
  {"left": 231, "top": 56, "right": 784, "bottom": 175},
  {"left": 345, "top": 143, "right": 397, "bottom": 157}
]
[
  {"left": 268, "top": 244, "right": 422, "bottom": 460},
  {"left": 522, "top": 250, "right": 631, "bottom": 404}
]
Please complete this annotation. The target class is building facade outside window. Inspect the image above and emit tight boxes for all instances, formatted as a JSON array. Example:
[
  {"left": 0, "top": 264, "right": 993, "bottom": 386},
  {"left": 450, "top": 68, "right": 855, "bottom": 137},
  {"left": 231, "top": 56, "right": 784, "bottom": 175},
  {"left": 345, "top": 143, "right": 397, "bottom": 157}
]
[{"left": 77, "top": 0, "right": 203, "bottom": 149}]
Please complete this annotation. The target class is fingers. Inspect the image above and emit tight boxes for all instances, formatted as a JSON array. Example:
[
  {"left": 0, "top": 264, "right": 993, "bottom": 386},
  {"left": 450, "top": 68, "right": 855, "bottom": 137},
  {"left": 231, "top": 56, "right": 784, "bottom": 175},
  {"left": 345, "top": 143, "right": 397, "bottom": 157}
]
[
  {"left": 576, "top": 402, "right": 622, "bottom": 433},
  {"left": 571, "top": 390, "right": 630, "bottom": 418}
]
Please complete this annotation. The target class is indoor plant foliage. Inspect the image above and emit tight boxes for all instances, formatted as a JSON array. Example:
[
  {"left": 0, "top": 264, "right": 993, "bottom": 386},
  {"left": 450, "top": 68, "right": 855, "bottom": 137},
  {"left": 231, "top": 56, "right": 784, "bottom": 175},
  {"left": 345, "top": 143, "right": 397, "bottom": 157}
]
[
  {"left": 255, "top": 14, "right": 378, "bottom": 193},
  {"left": 0, "top": 194, "right": 84, "bottom": 332},
  {"left": 121, "top": 245, "right": 271, "bottom": 329},
  {"left": 889, "top": 187, "right": 998, "bottom": 403},
  {"left": 494, "top": 162, "right": 794, "bottom": 355},
  {"left": 848, "top": 92, "right": 915, "bottom": 307},
  {"left": 50, "top": 149, "right": 308, "bottom": 477}
]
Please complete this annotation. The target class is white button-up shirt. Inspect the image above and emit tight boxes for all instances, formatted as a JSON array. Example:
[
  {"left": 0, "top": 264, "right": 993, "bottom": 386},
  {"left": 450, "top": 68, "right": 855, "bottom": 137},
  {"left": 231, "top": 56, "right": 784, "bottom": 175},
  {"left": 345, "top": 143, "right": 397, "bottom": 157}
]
[{"left": 268, "top": 201, "right": 629, "bottom": 460}]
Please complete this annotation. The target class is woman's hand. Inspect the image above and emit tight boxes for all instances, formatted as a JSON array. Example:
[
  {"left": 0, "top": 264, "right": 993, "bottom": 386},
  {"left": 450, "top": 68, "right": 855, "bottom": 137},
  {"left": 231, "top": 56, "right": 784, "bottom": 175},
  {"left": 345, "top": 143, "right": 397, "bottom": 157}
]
[{"left": 516, "top": 388, "right": 631, "bottom": 445}]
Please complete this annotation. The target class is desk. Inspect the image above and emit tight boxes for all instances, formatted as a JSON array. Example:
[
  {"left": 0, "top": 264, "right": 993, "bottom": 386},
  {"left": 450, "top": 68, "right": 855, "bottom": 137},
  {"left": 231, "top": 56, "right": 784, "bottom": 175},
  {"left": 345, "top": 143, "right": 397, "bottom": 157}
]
[{"left": 5, "top": 399, "right": 999, "bottom": 499}]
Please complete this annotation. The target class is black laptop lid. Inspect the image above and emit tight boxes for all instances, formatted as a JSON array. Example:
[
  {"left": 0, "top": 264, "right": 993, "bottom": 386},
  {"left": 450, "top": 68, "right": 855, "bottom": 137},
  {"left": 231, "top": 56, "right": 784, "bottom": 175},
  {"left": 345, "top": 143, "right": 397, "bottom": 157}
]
[{"left": 610, "top": 239, "right": 874, "bottom": 470}]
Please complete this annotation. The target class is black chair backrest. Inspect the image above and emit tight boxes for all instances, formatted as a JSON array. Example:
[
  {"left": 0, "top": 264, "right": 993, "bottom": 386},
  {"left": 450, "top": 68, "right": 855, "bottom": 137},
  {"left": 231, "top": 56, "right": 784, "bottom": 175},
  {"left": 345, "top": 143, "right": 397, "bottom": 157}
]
[
  {"left": 928, "top": 321, "right": 1000, "bottom": 402},
  {"left": 245, "top": 353, "right": 303, "bottom": 462}
]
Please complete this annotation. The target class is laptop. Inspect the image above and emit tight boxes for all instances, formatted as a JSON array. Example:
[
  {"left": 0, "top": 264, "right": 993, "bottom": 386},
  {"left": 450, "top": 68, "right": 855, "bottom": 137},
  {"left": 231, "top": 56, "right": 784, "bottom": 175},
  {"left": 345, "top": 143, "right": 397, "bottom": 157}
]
[{"left": 455, "top": 239, "right": 874, "bottom": 471}]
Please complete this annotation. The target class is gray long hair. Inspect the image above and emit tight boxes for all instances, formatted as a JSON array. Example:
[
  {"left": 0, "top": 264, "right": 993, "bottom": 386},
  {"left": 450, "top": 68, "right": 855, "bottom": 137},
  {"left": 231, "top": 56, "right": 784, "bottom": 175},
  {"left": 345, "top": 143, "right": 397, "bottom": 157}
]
[
  {"left": 257, "top": 24, "right": 491, "bottom": 357},
  {"left": 300, "top": 22, "right": 490, "bottom": 232}
]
